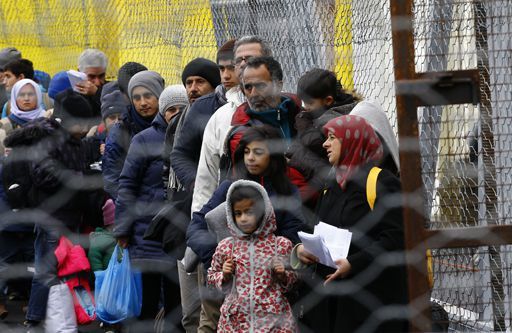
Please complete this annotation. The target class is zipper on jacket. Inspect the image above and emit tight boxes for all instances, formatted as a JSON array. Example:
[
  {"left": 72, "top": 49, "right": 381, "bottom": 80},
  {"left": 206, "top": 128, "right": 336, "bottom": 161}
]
[{"left": 249, "top": 238, "right": 255, "bottom": 333}]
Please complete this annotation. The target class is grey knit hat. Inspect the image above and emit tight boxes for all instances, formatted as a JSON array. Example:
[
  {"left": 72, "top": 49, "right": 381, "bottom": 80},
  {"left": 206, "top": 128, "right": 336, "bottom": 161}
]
[
  {"left": 159, "top": 85, "right": 189, "bottom": 115},
  {"left": 128, "top": 70, "right": 165, "bottom": 101},
  {"left": 0, "top": 47, "right": 21, "bottom": 70}
]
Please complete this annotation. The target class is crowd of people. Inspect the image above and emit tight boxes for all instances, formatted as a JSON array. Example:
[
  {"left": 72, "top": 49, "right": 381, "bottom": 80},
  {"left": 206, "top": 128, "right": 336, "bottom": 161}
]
[{"left": 0, "top": 35, "right": 412, "bottom": 333}]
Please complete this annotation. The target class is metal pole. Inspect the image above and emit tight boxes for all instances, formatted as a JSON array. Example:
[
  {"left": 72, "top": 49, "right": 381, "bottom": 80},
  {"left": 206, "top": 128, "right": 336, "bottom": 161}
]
[
  {"left": 389, "top": 0, "right": 432, "bottom": 331},
  {"left": 472, "top": 1, "right": 505, "bottom": 330}
]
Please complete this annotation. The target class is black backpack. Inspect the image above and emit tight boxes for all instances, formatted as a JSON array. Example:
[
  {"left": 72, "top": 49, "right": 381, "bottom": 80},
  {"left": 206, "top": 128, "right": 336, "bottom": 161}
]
[{"left": 2, "top": 146, "right": 36, "bottom": 210}]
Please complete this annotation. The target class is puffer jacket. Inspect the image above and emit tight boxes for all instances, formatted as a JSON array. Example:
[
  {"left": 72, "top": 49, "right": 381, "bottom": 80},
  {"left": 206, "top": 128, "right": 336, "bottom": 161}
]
[
  {"left": 207, "top": 180, "right": 297, "bottom": 333},
  {"left": 102, "top": 105, "right": 147, "bottom": 200},
  {"left": 114, "top": 113, "right": 170, "bottom": 262}
]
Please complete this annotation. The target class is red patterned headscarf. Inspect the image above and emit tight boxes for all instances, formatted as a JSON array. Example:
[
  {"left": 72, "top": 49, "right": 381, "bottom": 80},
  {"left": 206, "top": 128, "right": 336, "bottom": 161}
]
[{"left": 323, "top": 115, "right": 384, "bottom": 189}]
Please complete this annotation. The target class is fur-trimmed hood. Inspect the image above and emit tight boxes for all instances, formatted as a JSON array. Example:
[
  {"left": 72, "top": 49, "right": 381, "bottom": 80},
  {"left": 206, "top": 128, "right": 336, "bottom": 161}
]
[
  {"left": 225, "top": 179, "right": 276, "bottom": 239},
  {"left": 4, "top": 117, "right": 62, "bottom": 148}
]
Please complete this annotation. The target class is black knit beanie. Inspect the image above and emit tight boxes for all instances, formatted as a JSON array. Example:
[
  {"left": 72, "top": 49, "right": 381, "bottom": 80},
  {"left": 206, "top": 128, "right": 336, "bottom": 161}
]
[
  {"left": 118, "top": 62, "right": 148, "bottom": 94},
  {"left": 54, "top": 90, "right": 94, "bottom": 126},
  {"left": 181, "top": 58, "right": 221, "bottom": 88}
]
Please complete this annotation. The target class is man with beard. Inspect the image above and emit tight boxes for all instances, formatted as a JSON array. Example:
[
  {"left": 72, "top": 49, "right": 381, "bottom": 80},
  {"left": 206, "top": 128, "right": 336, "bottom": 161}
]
[
  {"left": 191, "top": 36, "right": 272, "bottom": 215},
  {"left": 170, "top": 40, "right": 236, "bottom": 195},
  {"left": 166, "top": 57, "right": 220, "bottom": 333},
  {"left": 224, "top": 56, "right": 302, "bottom": 176}
]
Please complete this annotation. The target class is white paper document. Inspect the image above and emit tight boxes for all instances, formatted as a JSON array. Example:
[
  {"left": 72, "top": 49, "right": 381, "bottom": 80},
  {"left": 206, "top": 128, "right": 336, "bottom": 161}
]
[
  {"left": 67, "top": 70, "right": 87, "bottom": 92},
  {"left": 298, "top": 222, "right": 352, "bottom": 269}
]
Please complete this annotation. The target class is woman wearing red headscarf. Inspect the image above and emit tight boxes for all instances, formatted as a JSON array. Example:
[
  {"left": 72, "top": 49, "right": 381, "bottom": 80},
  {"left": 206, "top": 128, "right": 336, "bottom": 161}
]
[{"left": 292, "top": 115, "right": 408, "bottom": 332}]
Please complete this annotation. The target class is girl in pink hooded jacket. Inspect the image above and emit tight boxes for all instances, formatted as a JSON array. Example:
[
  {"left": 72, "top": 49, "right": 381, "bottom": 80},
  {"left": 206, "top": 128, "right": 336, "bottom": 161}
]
[{"left": 207, "top": 180, "right": 297, "bottom": 332}]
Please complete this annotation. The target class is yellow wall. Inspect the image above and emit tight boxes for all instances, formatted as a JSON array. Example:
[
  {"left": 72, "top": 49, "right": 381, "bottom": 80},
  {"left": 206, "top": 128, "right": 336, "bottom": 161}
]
[
  {"left": 334, "top": 0, "right": 355, "bottom": 90},
  {"left": 0, "top": 0, "right": 354, "bottom": 89},
  {"left": 0, "top": 0, "right": 217, "bottom": 85}
]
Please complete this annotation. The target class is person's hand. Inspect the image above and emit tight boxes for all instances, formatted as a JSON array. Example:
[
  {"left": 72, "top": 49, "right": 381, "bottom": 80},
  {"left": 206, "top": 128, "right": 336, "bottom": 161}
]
[
  {"left": 75, "top": 80, "right": 98, "bottom": 96},
  {"left": 100, "top": 143, "right": 105, "bottom": 155},
  {"left": 324, "top": 258, "right": 351, "bottom": 285},
  {"left": 117, "top": 237, "right": 129, "bottom": 249},
  {"left": 297, "top": 244, "right": 318, "bottom": 265},
  {"left": 271, "top": 257, "right": 286, "bottom": 282},
  {"left": 223, "top": 258, "right": 235, "bottom": 282}
]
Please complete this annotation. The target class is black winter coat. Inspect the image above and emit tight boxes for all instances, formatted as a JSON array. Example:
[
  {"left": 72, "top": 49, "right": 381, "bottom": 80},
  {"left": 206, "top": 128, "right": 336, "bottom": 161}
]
[
  {"left": 287, "top": 102, "right": 357, "bottom": 194},
  {"left": 170, "top": 90, "right": 226, "bottom": 190},
  {"left": 302, "top": 164, "right": 408, "bottom": 333},
  {"left": 4, "top": 118, "right": 100, "bottom": 230}
]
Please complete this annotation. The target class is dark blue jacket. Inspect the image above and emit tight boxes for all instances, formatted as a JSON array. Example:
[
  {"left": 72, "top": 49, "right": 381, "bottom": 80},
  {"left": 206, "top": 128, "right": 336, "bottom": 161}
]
[
  {"left": 186, "top": 178, "right": 305, "bottom": 268},
  {"left": 170, "top": 91, "right": 226, "bottom": 189},
  {"left": 113, "top": 113, "right": 169, "bottom": 261},
  {"left": 102, "top": 106, "right": 149, "bottom": 199}
]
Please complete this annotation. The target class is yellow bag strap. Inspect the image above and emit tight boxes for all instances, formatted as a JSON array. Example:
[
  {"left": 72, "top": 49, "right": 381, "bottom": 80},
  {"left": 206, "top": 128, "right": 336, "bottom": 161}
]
[
  {"left": 366, "top": 166, "right": 435, "bottom": 289},
  {"left": 366, "top": 167, "right": 382, "bottom": 211},
  {"left": 426, "top": 249, "right": 434, "bottom": 289}
]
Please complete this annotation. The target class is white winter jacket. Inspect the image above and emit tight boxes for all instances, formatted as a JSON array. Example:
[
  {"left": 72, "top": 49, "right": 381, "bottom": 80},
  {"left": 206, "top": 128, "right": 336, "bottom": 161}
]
[{"left": 191, "top": 87, "right": 245, "bottom": 215}]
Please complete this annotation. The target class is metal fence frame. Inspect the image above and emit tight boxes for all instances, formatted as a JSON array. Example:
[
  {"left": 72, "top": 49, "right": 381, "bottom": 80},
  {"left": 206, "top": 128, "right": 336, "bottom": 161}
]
[{"left": 390, "top": 0, "right": 512, "bottom": 331}]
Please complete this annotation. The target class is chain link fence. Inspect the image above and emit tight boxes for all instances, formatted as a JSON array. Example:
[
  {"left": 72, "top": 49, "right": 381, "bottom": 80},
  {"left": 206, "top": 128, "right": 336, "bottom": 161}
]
[{"left": 0, "top": 0, "right": 511, "bottom": 331}]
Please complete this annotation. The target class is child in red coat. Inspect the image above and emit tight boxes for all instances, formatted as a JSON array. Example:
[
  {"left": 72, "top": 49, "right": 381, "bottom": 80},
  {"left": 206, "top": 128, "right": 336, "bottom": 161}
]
[{"left": 207, "top": 180, "right": 297, "bottom": 332}]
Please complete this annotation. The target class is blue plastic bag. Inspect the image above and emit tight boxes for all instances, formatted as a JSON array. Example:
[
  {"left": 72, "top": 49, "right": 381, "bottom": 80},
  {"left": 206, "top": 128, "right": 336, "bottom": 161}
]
[{"left": 94, "top": 246, "right": 142, "bottom": 324}]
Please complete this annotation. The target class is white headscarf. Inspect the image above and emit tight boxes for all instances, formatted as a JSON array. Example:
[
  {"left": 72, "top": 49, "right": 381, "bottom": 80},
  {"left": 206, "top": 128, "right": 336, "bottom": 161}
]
[
  {"left": 10, "top": 79, "right": 45, "bottom": 121},
  {"left": 350, "top": 99, "right": 400, "bottom": 169}
]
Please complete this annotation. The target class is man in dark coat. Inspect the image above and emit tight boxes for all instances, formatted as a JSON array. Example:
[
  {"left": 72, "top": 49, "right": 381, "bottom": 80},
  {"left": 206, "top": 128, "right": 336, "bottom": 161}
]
[
  {"left": 114, "top": 84, "right": 187, "bottom": 331},
  {"left": 166, "top": 57, "right": 221, "bottom": 196},
  {"left": 102, "top": 71, "right": 164, "bottom": 199},
  {"left": 169, "top": 41, "right": 235, "bottom": 192}
]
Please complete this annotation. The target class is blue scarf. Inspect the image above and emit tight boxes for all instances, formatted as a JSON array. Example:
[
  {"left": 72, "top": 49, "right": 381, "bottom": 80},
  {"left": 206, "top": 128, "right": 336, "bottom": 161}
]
[
  {"left": 8, "top": 112, "right": 31, "bottom": 127},
  {"left": 128, "top": 105, "right": 154, "bottom": 134},
  {"left": 246, "top": 97, "right": 292, "bottom": 140}
]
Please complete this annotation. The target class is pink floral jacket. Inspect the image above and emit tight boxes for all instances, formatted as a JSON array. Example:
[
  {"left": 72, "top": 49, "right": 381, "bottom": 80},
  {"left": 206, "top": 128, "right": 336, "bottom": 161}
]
[{"left": 207, "top": 180, "right": 298, "bottom": 332}]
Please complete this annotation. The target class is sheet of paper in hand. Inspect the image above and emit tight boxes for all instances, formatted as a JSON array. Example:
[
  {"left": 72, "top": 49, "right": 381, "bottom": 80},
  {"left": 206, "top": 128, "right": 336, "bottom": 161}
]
[
  {"left": 67, "top": 70, "right": 87, "bottom": 92},
  {"left": 298, "top": 222, "right": 352, "bottom": 269}
]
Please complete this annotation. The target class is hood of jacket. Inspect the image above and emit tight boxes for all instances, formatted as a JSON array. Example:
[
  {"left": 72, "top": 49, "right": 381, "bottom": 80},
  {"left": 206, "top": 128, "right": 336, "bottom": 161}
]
[
  {"left": 225, "top": 85, "right": 246, "bottom": 107},
  {"left": 225, "top": 179, "right": 276, "bottom": 240},
  {"left": 151, "top": 112, "right": 168, "bottom": 131},
  {"left": 54, "top": 236, "right": 91, "bottom": 277},
  {"left": 349, "top": 99, "right": 400, "bottom": 169},
  {"left": 4, "top": 117, "right": 62, "bottom": 148}
]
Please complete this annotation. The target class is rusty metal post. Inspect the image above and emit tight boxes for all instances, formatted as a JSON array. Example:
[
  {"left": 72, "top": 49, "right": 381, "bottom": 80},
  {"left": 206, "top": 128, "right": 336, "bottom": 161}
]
[
  {"left": 472, "top": 1, "right": 505, "bottom": 330},
  {"left": 389, "top": 0, "right": 431, "bottom": 331}
]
